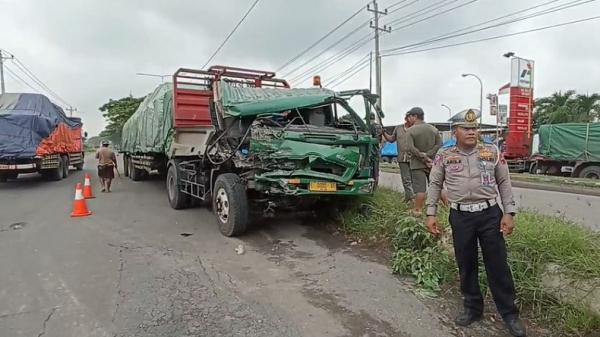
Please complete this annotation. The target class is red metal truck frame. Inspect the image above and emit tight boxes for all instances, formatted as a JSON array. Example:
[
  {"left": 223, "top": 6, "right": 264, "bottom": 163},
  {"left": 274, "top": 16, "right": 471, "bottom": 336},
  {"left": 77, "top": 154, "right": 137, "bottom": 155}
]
[{"left": 172, "top": 66, "right": 290, "bottom": 128}]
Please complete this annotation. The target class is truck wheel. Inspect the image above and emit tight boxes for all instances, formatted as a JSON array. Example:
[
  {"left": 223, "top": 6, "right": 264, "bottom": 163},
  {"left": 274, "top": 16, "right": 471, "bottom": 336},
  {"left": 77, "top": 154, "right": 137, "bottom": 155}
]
[
  {"left": 129, "top": 159, "right": 144, "bottom": 181},
  {"left": 529, "top": 162, "right": 538, "bottom": 175},
  {"left": 43, "top": 159, "right": 63, "bottom": 181},
  {"left": 75, "top": 152, "right": 84, "bottom": 170},
  {"left": 123, "top": 156, "right": 129, "bottom": 177},
  {"left": 213, "top": 173, "right": 248, "bottom": 237},
  {"left": 167, "top": 163, "right": 190, "bottom": 209},
  {"left": 62, "top": 156, "right": 69, "bottom": 178},
  {"left": 579, "top": 165, "right": 600, "bottom": 179}
]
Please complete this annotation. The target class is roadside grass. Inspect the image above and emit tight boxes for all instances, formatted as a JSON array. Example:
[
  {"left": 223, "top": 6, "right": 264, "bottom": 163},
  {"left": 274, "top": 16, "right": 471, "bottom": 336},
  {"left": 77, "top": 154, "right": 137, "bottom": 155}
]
[{"left": 341, "top": 188, "right": 600, "bottom": 336}]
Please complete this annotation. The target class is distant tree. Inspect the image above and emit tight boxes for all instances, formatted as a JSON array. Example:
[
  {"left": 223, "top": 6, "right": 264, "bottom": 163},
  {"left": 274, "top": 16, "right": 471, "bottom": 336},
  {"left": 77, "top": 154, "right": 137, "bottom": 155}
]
[
  {"left": 98, "top": 95, "right": 144, "bottom": 144},
  {"left": 533, "top": 90, "right": 599, "bottom": 127},
  {"left": 573, "top": 93, "right": 600, "bottom": 122}
]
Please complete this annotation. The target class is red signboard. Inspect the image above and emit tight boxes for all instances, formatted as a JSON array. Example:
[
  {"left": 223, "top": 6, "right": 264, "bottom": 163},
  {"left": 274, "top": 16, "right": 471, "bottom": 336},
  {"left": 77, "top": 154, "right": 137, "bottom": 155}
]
[{"left": 504, "top": 87, "right": 533, "bottom": 159}]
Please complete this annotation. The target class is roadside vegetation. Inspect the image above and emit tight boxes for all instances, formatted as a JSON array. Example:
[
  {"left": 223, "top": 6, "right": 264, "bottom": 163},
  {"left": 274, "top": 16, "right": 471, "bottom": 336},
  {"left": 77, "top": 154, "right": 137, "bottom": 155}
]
[{"left": 340, "top": 188, "right": 600, "bottom": 336}]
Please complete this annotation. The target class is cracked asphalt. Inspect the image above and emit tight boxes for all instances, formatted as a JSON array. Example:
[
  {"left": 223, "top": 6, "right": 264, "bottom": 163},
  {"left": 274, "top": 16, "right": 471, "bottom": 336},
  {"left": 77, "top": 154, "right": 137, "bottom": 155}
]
[{"left": 0, "top": 157, "right": 515, "bottom": 337}]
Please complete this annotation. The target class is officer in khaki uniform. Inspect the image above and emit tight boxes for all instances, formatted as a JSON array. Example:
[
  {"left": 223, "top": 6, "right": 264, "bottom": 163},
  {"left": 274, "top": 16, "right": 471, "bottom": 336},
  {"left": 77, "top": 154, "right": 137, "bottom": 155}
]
[{"left": 425, "top": 110, "right": 525, "bottom": 337}]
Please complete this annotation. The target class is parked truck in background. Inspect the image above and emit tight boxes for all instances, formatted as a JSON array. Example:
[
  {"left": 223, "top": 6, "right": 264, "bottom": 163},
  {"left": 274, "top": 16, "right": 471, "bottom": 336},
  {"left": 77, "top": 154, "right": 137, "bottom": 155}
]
[
  {"left": 0, "top": 93, "right": 85, "bottom": 182},
  {"left": 529, "top": 123, "right": 600, "bottom": 179},
  {"left": 120, "top": 66, "right": 381, "bottom": 236}
]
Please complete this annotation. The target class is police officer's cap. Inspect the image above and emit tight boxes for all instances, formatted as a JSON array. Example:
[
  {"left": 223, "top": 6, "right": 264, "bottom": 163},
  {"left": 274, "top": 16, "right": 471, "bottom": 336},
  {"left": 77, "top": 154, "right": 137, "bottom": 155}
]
[
  {"left": 405, "top": 107, "right": 424, "bottom": 119},
  {"left": 101, "top": 140, "right": 110, "bottom": 145},
  {"left": 452, "top": 109, "right": 479, "bottom": 129}
]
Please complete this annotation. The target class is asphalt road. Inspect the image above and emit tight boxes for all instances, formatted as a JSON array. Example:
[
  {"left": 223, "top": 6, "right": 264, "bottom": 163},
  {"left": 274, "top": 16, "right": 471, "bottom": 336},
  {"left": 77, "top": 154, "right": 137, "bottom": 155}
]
[
  {"left": 380, "top": 171, "right": 600, "bottom": 231},
  {"left": 1, "top": 157, "right": 524, "bottom": 337}
]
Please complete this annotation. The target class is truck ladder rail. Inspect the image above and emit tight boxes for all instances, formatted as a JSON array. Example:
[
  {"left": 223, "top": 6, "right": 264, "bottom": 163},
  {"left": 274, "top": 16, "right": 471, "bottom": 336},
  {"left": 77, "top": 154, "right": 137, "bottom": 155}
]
[{"left": 178, "top": 160, "right": 209, "bottom": 201}]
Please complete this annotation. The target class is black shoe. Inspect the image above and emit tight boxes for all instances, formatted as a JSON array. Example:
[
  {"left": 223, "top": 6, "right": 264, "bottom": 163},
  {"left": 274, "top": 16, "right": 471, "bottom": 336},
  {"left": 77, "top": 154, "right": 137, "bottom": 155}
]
[
  {"left": 454, "top": 310, "right": 483, "bottom": 327},
  {"left": 505, "top": 317, "right": 526, "bottom": 337}
]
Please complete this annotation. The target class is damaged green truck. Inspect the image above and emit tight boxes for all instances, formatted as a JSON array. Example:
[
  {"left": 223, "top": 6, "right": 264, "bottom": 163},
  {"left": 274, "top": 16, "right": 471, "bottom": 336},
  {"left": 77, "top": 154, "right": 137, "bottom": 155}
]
[{"left": 121, "top": 66, "right": 382, "bottom": 236}]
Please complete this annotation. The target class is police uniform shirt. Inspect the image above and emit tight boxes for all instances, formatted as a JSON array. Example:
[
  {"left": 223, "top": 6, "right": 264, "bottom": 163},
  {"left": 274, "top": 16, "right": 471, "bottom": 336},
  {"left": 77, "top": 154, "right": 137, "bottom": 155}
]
[{"left": 426, "top": 143, "right": 517, "bottom": 216}]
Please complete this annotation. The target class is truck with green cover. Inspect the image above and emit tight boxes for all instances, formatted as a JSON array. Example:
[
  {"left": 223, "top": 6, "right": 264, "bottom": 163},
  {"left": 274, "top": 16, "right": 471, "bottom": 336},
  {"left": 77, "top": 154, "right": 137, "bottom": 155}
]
[
  {"left": 531, "top": 122, "right": 600, "bottom": 179},
  {"left": 121, "top": 66, "right": 382, "bottom": 236}
]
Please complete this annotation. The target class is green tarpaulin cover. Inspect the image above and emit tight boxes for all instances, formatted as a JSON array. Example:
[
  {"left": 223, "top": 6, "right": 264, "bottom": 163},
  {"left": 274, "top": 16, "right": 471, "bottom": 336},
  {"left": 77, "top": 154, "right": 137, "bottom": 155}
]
[
  {"left": 538, "top": 123, "right": 600, "bottom": 161},
  {"left": 121, "top": 83, "right": 173, "bottom": 154},
  {"left": 219, "top": 81, "right": 336, "bottom": 117}
]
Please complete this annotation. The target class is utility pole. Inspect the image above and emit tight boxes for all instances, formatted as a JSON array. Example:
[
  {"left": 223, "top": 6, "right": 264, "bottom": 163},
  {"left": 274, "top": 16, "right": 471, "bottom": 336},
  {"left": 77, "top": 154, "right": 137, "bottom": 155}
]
[
  {"left": 367, "top": 0, "right": 391, "bottom": 108},
  {"left": 0, "top": 50, "right": 15, "bottom": 94},
  {"left": 369, "top": 51, "right": 373, "bottom": 92},
  {"left": 66, "top": 106, "right": 77, "bottom": 117}
]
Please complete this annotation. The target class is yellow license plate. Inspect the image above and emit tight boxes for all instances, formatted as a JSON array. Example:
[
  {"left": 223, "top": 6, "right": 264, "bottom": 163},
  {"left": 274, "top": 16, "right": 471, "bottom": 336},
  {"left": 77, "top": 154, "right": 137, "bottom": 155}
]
[{"left": 309, "top": 181, "right": 337, "bottom": 192}]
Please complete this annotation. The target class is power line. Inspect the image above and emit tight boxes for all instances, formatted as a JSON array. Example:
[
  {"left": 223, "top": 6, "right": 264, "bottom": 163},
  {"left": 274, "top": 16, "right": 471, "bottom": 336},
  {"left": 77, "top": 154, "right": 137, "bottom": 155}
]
[
  {"left": 201, "top": 0, "right": 261, "bottom": 69},
  {"left": 290, "top": 35, "right": 373, "bottom": 84},
  {"left": 387, "top": 0, "right": 409, "bottom": 9},
  {"left": 382, "top": 14, "right": 600, "bottom": 57},
  {"left": 382, "top": 0, "right": 595, "bottom": 54},
  {"left": 328, "top": 59, "right": 370, "bottom": 88},
  {"left": 11, "top": 58, "right": 71, "bottom": 106},
  {"left": 387, "top": 0, "right": 459, "bottom": 25},
  {"left": 387, "top": 0, "right": 421, "bottom": 14},
  {"left": 277, "top": 5, "right": 366, "bottom": 72},
  {"left": 3, "top": 65, "right": 40, "bottom": 93},
  {"left": 323, "top": 53, "right": 370, "bottom": 86},
  {"left": 382, "top": 0, "right": 564, "bottom": 53},
  {"left": 282, "top": 23, "right": 371, "bottom": 78},
  {"left": 331, "top": 61, "right": 371, "bottom": 88},
  {"left": 284, "top": 0, "right": 420, "bottom": 82},
  {"left": 387, "top": 0, "right": 479, "bottom": 32}
]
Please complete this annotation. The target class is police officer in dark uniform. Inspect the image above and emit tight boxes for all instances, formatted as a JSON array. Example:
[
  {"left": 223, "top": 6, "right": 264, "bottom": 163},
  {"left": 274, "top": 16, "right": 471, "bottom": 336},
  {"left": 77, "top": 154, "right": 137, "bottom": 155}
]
[{"left": 425, "top": 110, "right": 526, "bottom": 337}]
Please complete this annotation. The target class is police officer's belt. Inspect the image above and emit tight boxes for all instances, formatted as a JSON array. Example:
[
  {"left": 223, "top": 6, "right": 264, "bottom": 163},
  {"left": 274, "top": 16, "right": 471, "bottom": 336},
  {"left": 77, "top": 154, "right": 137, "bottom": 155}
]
[{"left": 450, "top": 199, "right": 497, "bottom": 212}]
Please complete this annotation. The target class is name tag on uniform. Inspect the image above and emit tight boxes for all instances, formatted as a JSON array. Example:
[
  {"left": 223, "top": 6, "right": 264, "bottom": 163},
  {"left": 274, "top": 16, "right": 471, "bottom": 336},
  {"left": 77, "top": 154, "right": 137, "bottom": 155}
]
[{"left": 445, "top": 156, "right": 464, "bottom": 172}]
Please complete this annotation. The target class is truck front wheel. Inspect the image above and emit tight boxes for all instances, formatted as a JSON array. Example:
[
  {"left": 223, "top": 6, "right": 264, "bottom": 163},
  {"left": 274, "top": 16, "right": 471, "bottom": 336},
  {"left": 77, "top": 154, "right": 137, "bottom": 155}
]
[
  {"left": 579, "top": 165, "right": 600, "bottom": 179},
  {"left": 129, "top": 158, "right": 145, "bottom": 181},
  {"left": 213, "top": 173, "right": 248, "bottom": 237},
  {"left": 167, "top": 162, "right": 190, "bottom": 209},
  {"left": 61, "top": 156, "right": 69, "bottom": 178},
  {"left": 43, "top": 159, "right": 63, "bottom": 181},
  {"left": 123, "top": 156, "right": 129, "bottom": 177}
]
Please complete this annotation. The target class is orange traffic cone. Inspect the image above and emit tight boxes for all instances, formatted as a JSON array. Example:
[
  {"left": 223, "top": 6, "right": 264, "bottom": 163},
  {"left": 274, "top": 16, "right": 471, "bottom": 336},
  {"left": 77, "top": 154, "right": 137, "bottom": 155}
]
[
  {"left": 70, "top": 183, "right": 92, "bottom": 217},
  {"left": 83, "top": 173, "right": 95, "bottom": 199}
]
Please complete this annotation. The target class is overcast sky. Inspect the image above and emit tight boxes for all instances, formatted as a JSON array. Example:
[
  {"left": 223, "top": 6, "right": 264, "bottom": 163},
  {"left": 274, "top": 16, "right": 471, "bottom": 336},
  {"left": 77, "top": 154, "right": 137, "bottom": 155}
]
[{"left": 1, "top": 0, "right": 599, "bottom": 136}]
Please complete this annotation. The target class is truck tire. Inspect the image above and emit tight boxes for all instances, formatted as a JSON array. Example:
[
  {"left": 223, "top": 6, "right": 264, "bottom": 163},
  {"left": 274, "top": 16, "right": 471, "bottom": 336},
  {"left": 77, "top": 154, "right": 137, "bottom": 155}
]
[
  {"left": 166, "top": 162, "right": 190, "bottom": 210},
  {"left": 579, "top": 165, "right": 600, "bottom": 179},
  {"left": 129, "top": 158, "right": 145, "bottom": 181},
  {"left": 62, "top": 156, "right": 69, "bottom": 178},
  {"left": 123, "top": 156, "right": 129, "bottom": 177},
  {"left": 75, "top": 153, "right": 84, "bottom": 171},
  {"left": 529, "top": 162, "right": 538, "bottom": 175},
  {"left": 43, "top": 159, "right": 63, "bottom": 181},
  {"left": 213, "top": 173, "right": 248, "bottom": 237}
]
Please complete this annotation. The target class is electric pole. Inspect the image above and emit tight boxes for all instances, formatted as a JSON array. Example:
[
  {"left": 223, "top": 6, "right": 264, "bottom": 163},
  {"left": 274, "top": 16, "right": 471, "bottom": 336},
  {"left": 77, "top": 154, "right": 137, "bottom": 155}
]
[
  {"left": 0, "top": 50, "right": 15, "bottom": 94},
  {"left": 367, "top": 0, "right": 391, "bottom": 108},
  {"left": 65, "top": 106, "right": 78, "bottom": 117}
]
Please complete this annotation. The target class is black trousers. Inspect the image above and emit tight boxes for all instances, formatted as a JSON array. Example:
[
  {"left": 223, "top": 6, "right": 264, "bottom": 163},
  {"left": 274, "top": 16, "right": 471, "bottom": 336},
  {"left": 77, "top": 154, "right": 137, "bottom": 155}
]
[{"left": 449, "top": 205, "right": 519, "bottom": 319}]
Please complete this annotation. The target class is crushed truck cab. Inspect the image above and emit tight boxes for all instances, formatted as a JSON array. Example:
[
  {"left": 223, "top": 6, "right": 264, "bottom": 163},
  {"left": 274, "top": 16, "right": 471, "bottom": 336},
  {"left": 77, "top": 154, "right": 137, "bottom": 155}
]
[{"left": 121, "top": 66, "right": 381, "bottom": 236}]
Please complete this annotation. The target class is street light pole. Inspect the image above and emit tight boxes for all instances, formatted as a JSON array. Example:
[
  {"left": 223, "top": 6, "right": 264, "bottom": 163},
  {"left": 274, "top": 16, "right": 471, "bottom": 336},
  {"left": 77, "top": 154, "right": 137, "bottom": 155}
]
[
  {"left": 461, "top": 73, "right": 483, "bottom": 130},
  {"left": 441, "top": 103, "right": 452, "bottom": 130}
]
